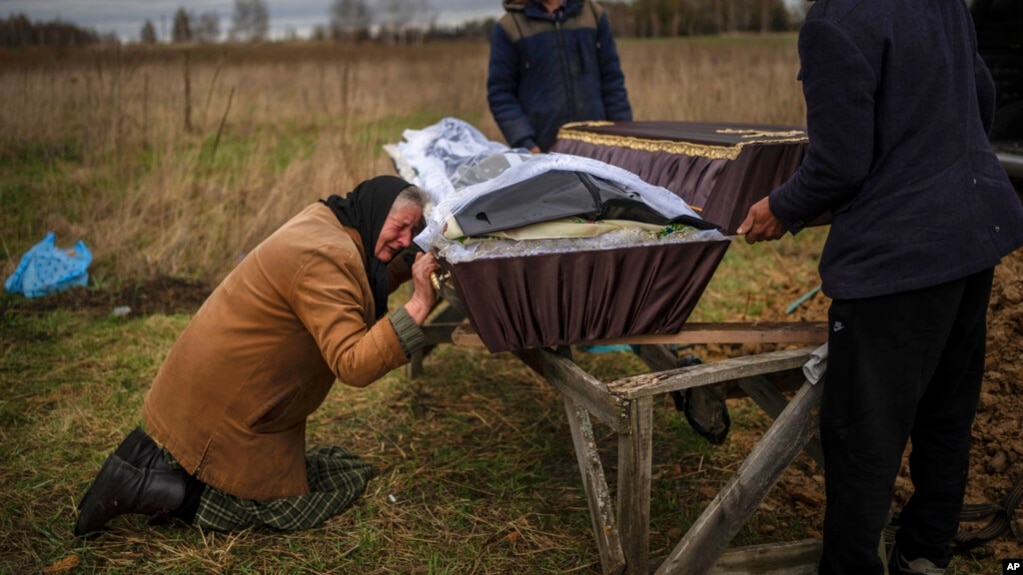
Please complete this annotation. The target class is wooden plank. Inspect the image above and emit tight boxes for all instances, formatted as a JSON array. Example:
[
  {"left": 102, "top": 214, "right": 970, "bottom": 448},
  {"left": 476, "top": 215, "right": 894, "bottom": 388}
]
[
  {"left": 420, "top": 322, "right": 461, "bottom": 344},
  {"left": 514, "top": 348, "right": 627, "bottom": 431},
  {"left": 450, "top": 322, "right": 827, "bottom": 348},
  {"left": 563, "top": 395, "right": 626, "bottom": 575},
  {"left": 705, "top": 539, "right": 821, "bottom": 575},
  {"left": 406, "top": 348, "right": 425, "bottom": 378},
  {"left": 406, "top": 323, "right": 461, "bottom": 378},
  {"left": 617, "top": 396, "right": 654, "bottom": 575},
  {"left": 649, "top": 539, "right": 822, "bottom": 574},
  {"left": 737, "top": 376, "right": 825, "bottom": 469},
  {"left": 451, "top": 321, "right": 485, "bottom": 347},
  {"left": 656, "top": 380, "right": 824, "bottom": 575},
  {"left": 608, "top": 347, "right": 815, "bottom": 400},
  {"left": 635, "top": 344, "right": 679, "bottom": 373},
  {"left": 407, "top": 301, "right": 465, "bottom": 377},
  {"left": 596, "top": 322, "right": 827, "bottom": 346}
]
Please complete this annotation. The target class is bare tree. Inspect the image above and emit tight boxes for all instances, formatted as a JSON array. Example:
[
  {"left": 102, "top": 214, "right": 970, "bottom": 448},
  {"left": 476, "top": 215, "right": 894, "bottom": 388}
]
[
  {"left": 329, "top": 0, "right": 372, "bottom": 42},
  {"left": 195, "top": 12, "right": 221, "bottom": 43},
  {"left": 631, "top": 0, "right": 792, "bottom": 36},
  {"left": 140, "top": 19, "right": 158, "bottom": 44},
  {"left": 172, "top": 7, "right": 192, "bottom": 43},
  {"left": 0, "top": 14, "right": 116, "bottom": 46},
  {"left": 413, "top": 0, "right": 437, "bottom": 41},
  {"left": 231, "top": 0, "right": 269, "bottom": 42},
  {"left": 250, "top": 0, "right": 269, "bottom": 40},
  {"left": 381, "top": 0, "right": 417, "bottom": 43}
]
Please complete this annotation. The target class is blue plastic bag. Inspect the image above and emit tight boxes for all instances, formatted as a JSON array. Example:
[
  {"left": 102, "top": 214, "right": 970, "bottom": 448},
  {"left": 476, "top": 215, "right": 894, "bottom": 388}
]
[{"left": 5, "top": 232, "right": 92, "bottom": 298}]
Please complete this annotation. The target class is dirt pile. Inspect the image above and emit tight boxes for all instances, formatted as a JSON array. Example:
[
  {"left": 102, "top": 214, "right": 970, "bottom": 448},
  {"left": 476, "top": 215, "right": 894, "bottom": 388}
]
[
  {"left": 732, "top": 247, "right": 1023, "bottom": 560},
  {"left": 1, "top": 276, "right": 211, "bottom": 319},
  {"left": 956, "top": 247, "right": 1023, "bottom": 557}
]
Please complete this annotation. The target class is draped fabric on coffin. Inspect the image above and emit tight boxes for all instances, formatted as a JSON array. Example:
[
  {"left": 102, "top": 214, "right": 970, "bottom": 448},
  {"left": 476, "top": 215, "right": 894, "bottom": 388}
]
[
  {"left": 443, "top": 121, "right": 809, "bottom": 353},
  {"left": 446, "top": 241, "right": 730, "bottom": 353},
  {"left": 551, "top": 121, "right": 810, "bottom": 233},
  {"left": 387, "top": 118, "right": 810, "bottom": 352}
]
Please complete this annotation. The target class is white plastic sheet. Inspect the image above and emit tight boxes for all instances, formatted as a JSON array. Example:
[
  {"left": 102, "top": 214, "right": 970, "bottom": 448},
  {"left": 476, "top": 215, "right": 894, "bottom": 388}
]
[{"left": 385, "top": 117, "right": 725, "bottom": 262}]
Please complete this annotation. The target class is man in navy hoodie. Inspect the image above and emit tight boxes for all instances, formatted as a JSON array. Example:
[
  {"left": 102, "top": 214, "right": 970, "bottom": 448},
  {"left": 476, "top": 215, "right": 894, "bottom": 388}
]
[
  {"left": 487, "top": 0, "right": 632, "bottom": 153},
  {"left": 737, "top": 1, "right": 1023, "bottom": 574}
]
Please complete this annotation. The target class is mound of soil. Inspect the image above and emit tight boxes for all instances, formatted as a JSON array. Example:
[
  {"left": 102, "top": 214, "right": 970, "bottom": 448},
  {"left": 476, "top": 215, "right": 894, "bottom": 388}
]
[
  {"left": 770, "top": 248, "right": 1023, "bottom": 560},
  {"left": 958, "top": 247, "right": 1023, "bottom": 557}
]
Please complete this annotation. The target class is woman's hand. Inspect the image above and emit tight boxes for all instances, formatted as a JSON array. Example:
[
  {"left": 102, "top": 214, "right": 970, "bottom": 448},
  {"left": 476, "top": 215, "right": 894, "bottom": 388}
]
[{"left": 404, "top": 252, "right": 440, "bottom": 324}]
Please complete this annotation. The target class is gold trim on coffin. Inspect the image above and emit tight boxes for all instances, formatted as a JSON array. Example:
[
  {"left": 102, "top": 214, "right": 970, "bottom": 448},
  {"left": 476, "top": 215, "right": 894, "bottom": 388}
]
[{"left": 557, "top": 121, "right": 807, "bottom": 161}]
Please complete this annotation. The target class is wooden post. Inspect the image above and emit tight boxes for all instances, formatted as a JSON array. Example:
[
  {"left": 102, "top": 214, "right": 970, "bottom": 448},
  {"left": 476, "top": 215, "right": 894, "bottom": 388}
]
[
  {"left": 618, "top": 396, "right": 654, "bottom": 575},
  {"left": 563, "top": 395, "right": 626, "bottom": 575},
  {"left": 405, "top": 301, "right": 463, "bottom": 378}
]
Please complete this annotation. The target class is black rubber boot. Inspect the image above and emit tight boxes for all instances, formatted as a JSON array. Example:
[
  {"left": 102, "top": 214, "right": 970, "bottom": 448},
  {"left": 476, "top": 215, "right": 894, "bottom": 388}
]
[
  {"left": 74, "top": 455, "right": 186, "bottom": 537},
  {"left": 113, "top": 427, "right": 170, "bottom": 471},
  {"left": 74, "top": 428, "right": 173, "bottom": 523},
  {"left": 668, "top": 355, "right": 731, "bottom": 445},
  {"left": 683, "top": 384, "right": 731, "bottom": 445}
]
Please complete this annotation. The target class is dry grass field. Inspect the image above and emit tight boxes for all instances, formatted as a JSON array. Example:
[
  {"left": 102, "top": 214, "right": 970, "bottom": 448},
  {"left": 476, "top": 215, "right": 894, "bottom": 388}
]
[
  {"left": 2, "top": 36, "right": 1015, "bottom": 575},
  {"left": 0, "top": 37, "right": 806, "bottom": 284}
]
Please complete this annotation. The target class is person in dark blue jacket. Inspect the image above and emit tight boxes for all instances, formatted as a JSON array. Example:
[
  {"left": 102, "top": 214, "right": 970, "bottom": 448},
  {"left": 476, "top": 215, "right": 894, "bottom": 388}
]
[
  {"left": 487, "top": 0, "right": 632, "bottom": 153},
  {"left": 737, "top": 1, "right": 1023, "bottom": 574}
]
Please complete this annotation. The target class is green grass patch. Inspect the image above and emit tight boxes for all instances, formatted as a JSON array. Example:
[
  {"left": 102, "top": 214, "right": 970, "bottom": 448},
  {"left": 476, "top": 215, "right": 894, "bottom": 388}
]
[{"left": 0, "top": 139, "right": 84, "bottom": 253}]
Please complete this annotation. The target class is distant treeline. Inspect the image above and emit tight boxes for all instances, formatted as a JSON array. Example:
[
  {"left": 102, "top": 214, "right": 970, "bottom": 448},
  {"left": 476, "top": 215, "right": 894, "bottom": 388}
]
[
  {"left": 0, "top": 0, "right": 806, "bottom": 48},
  {"left": 0, "top": 14, "right": 118, "bottom": 47},
  {"left": 327, "top": 0, "right": 805, "bottom": 42},
  {"left": 626, "top": 0, "right": 803, "bottom": 37}
]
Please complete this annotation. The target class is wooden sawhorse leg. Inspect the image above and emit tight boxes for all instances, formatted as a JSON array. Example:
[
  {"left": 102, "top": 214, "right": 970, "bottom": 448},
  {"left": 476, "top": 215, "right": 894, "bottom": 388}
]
[
  {"left": 521, "top": 347, "right": 823, "bottom": 575},
  {"left": 519, "top": 348, "right": 632, "bottom": 575},
  {"left": 559, "top": 385, "right": 655, "bottom": 575},
  {"left": 563, "top": 395, "right": 627, "bottom": 575},
  {"left": 618, "top": 396, "right": 654, "bottom": 575}
]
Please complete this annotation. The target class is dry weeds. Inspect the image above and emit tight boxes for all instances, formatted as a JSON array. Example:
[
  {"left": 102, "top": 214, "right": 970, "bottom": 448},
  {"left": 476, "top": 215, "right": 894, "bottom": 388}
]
[{"left": 0, "top": 38, "right": 801, "bottom": 285}]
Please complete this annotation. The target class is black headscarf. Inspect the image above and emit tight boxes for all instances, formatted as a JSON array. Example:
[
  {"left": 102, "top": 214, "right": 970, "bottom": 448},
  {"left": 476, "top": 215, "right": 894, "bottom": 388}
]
[{"left": 321, "top": 175, "right": 412, "bottom": 319}]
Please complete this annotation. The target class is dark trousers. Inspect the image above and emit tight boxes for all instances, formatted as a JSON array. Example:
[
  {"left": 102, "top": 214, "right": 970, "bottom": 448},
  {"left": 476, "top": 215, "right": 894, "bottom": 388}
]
[{"left": 817, "top": 268, "right": 994, "bottom": 575}]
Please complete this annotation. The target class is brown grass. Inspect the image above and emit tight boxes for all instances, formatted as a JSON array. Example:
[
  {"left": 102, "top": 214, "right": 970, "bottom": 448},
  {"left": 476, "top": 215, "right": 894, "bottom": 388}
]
[{"left": 0, "top": 37, "right": 802, "bottom": 286}]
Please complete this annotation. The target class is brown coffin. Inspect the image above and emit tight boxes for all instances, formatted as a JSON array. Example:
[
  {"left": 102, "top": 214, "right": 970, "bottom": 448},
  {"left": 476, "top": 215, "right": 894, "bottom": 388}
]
[
  {"left": 551, "top": 121, "right": 809, "bottom": 232},
  {"left": 443, "top": 240, "right": 730, "bottom": 353},
  {"left": 442, "top": 121, "right": 808, "bottom": 353}
]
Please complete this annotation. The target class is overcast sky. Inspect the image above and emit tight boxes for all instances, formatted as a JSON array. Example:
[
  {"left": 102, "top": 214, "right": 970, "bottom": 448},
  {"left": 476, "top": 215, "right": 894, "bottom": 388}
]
[
  {"left": 3, "top": 1, "right": 805, "bottom": 42},
  {"left": 0, "top": 0, "right": 507, "bottom": 41}
]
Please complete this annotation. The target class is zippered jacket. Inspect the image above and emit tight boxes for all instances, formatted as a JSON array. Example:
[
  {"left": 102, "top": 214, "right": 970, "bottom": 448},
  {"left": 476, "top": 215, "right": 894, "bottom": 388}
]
[{"left": 487, "top": 0, "right": 632, "bottom": 152}]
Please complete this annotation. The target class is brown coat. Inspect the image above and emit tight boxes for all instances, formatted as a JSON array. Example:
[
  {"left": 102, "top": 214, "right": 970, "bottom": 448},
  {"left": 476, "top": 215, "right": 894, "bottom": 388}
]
[{"left": 142, "top": 202, "right": 408, "bottom": 500}]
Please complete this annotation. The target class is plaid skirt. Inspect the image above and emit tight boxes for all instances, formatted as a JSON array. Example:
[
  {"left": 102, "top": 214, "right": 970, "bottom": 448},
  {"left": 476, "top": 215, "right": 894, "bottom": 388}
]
[{"left": 174, "top": 445, "right": 376, "bottom": 532}]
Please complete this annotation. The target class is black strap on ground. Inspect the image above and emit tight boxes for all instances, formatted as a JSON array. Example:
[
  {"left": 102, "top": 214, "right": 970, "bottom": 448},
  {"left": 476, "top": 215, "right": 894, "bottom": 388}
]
[{"left": 952, "top": 470, "right": 1023, "bottom": 552}]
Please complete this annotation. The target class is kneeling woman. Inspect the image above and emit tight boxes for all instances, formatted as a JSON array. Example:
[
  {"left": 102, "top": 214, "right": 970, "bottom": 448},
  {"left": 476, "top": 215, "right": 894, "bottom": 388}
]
[{"left": 75, "top": 175, "right": 439, "bottom": 534}]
